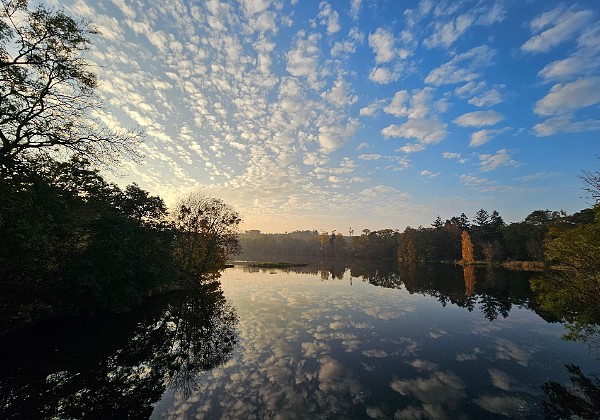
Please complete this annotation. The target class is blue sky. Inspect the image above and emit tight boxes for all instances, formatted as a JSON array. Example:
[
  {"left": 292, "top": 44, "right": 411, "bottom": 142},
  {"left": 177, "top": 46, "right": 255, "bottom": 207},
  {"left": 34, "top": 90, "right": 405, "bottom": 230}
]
[{"left": 52, "top": 0, "right": 600, "bottom": 233}]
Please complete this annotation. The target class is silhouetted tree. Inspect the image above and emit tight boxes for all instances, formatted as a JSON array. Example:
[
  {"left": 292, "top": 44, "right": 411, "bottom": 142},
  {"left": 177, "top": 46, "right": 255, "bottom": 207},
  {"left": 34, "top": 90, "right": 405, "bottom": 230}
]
[
  {"left": 490, "top": 210, "right": 504, "bottom": 229},
  {"left": 473, "top": 209, "right": 490, "bottom": 228},
  {"left": 172, "top": 193, "right": 241, "bottom": 284},
  {"left": 580, "top": 159, "right": 600, "bottom": 204},
  {"left": 0, "top": 0, "right": 140, "bottom": 166}
]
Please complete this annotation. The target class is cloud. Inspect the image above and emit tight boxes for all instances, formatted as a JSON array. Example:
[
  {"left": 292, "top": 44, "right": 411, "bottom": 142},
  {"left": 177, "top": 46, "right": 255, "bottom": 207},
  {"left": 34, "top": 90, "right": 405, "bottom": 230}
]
[
  {"left": 424, "top": 2, "right": 506, "bottom": 49},
  {"left": 238, "top": 0, "right": 272, "bottom": 16},
  {"left": 468, "top": 89, "right": 502, "bottom": 107},
  {"left": 460, "top": 174, "right": 492, "bottom": 186},
  {"left": 420, "top": 170, "right": 440, "bottom": 178},
  {"left": 286, "top": 31, "right": 322, "bottom": 89},
  {"left": 454, "top": 110, "right": 504, "bottom": 127},
  {"left": 443, "top": 152, "right": 466, "bottom": 163},
  {"left": 331, "top": 27, "right": 364, "bottom": 57},
  {"left": 533, "top": 77, "right": 600, "bottom": 136},
  {"left": 469, "top": 128, "right": 510, "bottom": 147},
  {"left": 534, "top": 116, "right": 600, "bottom": 137},
  {"left": 424, "top": 14, "right": 474, "bottom": 49},
  {"left": 538, "top": 21, "right": 600, "bottom": 82},
  {"left": 534, "top": 76, "right": 600, "bottom": 116},
  {"left": 425, "top": 45, "right": 495, "bottom": 86},
  {"left": 381, "top": 119, "right": 448, "bottom": 144},
  {"left": 350, "top": 0, "right": 361, "bottom": 20},
  {"left": 479, "top": 149, "right": 518, "bottom": 172},
  {"left": 360, "top": 185, "right": 401, "bottom": 198},
  {"left": 368, "top": 66, "right": 400, "bottom": 84},
  {"left": 368, "top": 28, "right": 396, "bottom": 63},
  {"left": 318, "top": 118, "right": 360, "bottom": 153},
  {"left": 522, "top": 8, "right": 593, "bottom": 53},
  {"left": 383, "top": 90, "right": 410, "bottom": 117},
  {"left": 318, "top": 2, "right": 341, "bottom": 35},
  {"left": 358, "top": 154, "right": 382, "bottom": 161},
  {"left": 384, "top": 88, "right": 433, "bottom": 119},
  {"left": 321, "top": 77, "right": 358, "bottom": 108},
  {"left": 389, "top": 156, "right": 411, "bottom": 171},
  {"left": 359, "top": 99, "right": 386, "bottom": 117},
  {"left": 397, "top": 143, "right": 425, "bottom": 154},
  {"left": 454, "top": 80, "right": 504, "bottom": 107}
]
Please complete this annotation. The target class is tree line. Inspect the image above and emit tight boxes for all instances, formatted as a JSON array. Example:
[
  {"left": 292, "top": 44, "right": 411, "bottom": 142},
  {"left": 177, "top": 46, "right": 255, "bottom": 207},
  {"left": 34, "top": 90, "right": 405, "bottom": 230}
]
[{"left": 238, "top": 206, "right": 593, "bottom": 265}]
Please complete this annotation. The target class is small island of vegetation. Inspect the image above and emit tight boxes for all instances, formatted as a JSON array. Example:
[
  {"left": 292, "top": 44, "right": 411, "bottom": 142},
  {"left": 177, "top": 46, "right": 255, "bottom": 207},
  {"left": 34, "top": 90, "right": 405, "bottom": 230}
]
[{"left": 247, "top": 262, "right": 309, "bottom": 268}]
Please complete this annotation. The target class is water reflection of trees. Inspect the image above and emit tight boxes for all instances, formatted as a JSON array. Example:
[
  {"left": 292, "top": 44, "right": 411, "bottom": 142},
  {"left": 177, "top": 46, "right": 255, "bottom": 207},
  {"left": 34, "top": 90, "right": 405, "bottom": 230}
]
[
  {"left": 346, "top": 262, "right": 532, "bottom": 322},
  {"left": 0, "top": 282, "right": 238, "bottom": 419},
  {"left": 237, "top": 259, "right": 534, "bottom": 322},
  {"left": 401, "top": 264, "right": 533, "bottom": 321},
  {"left": 542, "top": 364, "right": 600, "bottom": 419}
]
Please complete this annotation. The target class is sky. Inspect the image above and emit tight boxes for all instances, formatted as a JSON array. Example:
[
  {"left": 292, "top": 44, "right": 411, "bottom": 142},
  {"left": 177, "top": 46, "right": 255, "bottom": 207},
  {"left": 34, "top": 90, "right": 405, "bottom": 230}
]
[{"left": 49, "top": 0, "right": 600, "bottom": 233}]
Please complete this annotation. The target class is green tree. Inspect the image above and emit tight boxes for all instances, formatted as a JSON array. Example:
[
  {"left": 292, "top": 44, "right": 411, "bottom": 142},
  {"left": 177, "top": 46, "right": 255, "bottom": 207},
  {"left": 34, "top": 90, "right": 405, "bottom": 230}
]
[
  {"left": 532, "top": 206, "right": 600, "bottom": 343},
  {"left": 0, "top": 0, "right": 139, "bottom": 166}
]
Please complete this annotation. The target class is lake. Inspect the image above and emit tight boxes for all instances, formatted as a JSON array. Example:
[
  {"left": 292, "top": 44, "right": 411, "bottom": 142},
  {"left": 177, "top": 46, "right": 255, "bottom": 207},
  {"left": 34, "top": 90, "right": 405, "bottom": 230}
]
[{"left": 1, "top": 263, "right": 598, "bottom": 419}]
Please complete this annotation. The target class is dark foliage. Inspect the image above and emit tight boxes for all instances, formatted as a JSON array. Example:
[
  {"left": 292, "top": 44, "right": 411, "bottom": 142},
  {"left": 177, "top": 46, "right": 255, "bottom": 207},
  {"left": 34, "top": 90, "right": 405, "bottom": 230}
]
[
  {"left": 0, "top": 156, "right": 175, "bottom": 329},
  {"left": 542, "top": 364, "right": 600, "bottom": 419},
  {"left": 0, "top": 156, "right": 241, "bottom": 331}
]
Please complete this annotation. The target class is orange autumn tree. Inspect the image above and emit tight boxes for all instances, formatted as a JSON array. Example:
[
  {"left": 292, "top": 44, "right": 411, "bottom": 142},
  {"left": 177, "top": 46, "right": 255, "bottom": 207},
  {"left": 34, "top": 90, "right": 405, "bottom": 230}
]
[{"left": 461, "top": 230, "right": 475, "bottom": 263}]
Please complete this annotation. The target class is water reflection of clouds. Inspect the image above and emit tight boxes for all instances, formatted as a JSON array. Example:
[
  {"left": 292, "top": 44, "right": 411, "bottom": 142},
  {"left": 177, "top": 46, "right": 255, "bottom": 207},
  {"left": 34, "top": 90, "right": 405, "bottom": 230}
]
[
  {"left": 474, "top": 394, "right": 529, "bottom": 417},
  {"left": 151, "top": 267, "right": 579, "bottom": 418},
  {"left": 408, "top": 359, "right": 439, "bottom": 371},
  {"left": 362, "top": 349, "right": 392, "bottom": 358},
  {"left": 455, "top": 347, "right": 481, "bottom": 361},
  {"left": 301, "top": 341, "right": 330, "bottom": 358},
  {"left": 155, "top": 270, "right": 391, "bottom": 417},
  {"left": 391, "top": 370, "right": 467, "bottom": 419},
  {"left": 389, "top": 337, "right": 420, "bottom": 357},
  {"left": 428, "top": 327, "right": 448, "bottom": 339},
  {"left": 494, "top": 338, "right": 537, "bottom": 367}
]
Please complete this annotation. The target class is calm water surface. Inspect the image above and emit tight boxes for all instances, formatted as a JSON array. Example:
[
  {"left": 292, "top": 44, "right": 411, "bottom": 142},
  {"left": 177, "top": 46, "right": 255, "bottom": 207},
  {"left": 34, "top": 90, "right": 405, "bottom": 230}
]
[
  {"left": 1, "top": 263, "right": 598, "bottom": 419},
  {"left": 154, "top": 264, "right": 598, "bottom": 419}
]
